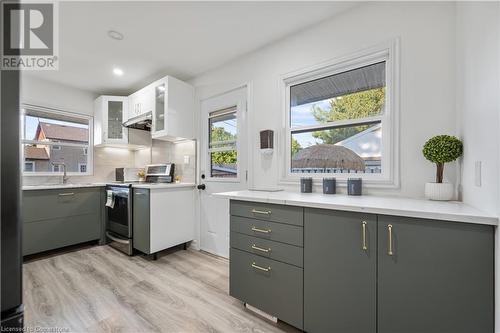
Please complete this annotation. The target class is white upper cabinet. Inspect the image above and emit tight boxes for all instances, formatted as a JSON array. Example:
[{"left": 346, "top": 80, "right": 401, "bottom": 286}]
[
  {"left": 128, "top": 84, "right": 154, "bottom": 119},
  {"left": 94, "top": 95, "right": 151, "bottom": 149},
  {"left": 151, "top": 76, "right": 195, "bottom": 141},
  {"left": 94, "top": 96, "right": 129, "bottom": 145}
]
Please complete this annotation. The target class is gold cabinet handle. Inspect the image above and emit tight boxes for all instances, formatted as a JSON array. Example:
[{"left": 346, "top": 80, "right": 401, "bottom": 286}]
[
  {"left": 251, "top": 209, "right": 271, "bottom": 215},
  {"left": 362, "top": 221, "right": 368, "bottom": 251},
  {"left": 58, "top": 192, "right": 75, "bottom": 196},
  {"left": 251, "top": 262, "right": 271, "bottom": 272},
  {"left": 251, "top": 226, "right": 271, "bottom": 234},
  {"left": 388, "top": 224, "right": 394, "bottom": 256},
  {"left": 251, "top": 244, "right": 271, "bottom": 253}
]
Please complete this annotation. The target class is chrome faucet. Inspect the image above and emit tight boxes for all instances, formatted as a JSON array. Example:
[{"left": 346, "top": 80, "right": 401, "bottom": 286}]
[{"left": 52, "top": 162, "right": 69, "bottom": 184}]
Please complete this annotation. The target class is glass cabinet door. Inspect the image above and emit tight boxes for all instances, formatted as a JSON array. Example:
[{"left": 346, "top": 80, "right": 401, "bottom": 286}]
[
  {"left": 154, "top": 83, "right": 165, "bottom": 132},
  {"left": 107, "top": 100, "right": 124, "bottom": 140}
]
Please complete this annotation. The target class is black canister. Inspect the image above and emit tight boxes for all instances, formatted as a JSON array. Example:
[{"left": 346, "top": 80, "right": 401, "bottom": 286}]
[
  {"left": 323, "top": 178, "right": 336, "bottom": 194},
  {"left": 347, "top": 178, "right": 362, "bottom": 196},
  {"left": 300, "top": 177, "right": 313, "bottom": 193}
]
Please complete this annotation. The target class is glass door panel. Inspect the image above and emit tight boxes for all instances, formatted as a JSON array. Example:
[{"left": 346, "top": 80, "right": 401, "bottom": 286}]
[
  {"left": 108, "top": 100, "right": 124, "bottom": 139},
  {"left": 155, "top": 83, "right": 165, "bottom": 132}
]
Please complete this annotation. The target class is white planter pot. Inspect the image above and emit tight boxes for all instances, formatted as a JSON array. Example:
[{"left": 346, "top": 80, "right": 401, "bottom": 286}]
[{"left": 424, "top": 182, "right": 454, "bottom": 201}]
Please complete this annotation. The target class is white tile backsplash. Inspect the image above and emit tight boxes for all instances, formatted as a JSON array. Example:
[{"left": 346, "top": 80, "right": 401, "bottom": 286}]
[{"left": 23, "top": 139, "right": 196, "bottom": 186}]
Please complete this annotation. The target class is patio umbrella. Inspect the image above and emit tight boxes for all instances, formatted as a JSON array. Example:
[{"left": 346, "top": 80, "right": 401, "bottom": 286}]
[{"left": 292, "top": 144, "right": 365, "bottom": 171}]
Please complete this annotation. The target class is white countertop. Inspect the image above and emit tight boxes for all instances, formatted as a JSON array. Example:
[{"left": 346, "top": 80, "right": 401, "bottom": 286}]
[
  {"left": 132, "top": 182, "right": 196, "bottom": 189},
  {"left": 22, "top": 182, "right": 196, "bottom": 191},
  {"left": 214, "top": 190, "right": 499, "bottom": 226},
  {"left": 22, "top": 183, "right": 106, "bottom": 191}
]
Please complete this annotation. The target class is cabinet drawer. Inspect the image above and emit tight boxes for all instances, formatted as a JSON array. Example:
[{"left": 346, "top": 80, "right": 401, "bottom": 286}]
[
  {"left": 231, "top": 216, "right": 303, "bottom": 247},
  {"left": 230, "top": 248, "right": 303, "bottom": 329},
  {"left": 230, "top": 200, "right": 303, "bottom": 226},
  {"left": 23, "top": 213, "right": 101, "bottom": 256},
  {"left": 230, "top": 232, "right": 303, "bottom": 267},
  {"left": 23, "top": 187, "right": 101, "bottom": 223}
]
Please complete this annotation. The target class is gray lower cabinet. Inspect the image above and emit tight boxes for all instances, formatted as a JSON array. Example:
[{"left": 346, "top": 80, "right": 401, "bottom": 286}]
[
  {"left": 230, "top": 248, "right": 303, "bottom": 329},
  {"left": 229, "top": 200, "right": 304, "bottom": 329},
  {"left": 133, "top": 188, "right": 150, "bottom": 254},
  {"left": 304, "top": 208, "right": 377, "bottom": 333},
  {"left": 377, "top": 215, "right": 494, "bottom": 333},
  {"left": 229, "top": 200, "right": 495, "bottom": 333},
  {"left": 22, "top": 187, "right": 103, "bottom": 256}
]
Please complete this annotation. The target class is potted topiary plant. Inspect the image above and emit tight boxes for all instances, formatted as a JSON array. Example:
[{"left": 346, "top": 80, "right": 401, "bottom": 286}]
[{"left": 422, "top": 135, "right": 463, "bottom": 200}]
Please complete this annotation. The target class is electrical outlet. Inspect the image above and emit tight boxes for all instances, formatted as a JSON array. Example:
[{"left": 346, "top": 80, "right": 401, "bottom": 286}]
[{"left": 475, "top": 161, "right": 482, "bottom": 187}]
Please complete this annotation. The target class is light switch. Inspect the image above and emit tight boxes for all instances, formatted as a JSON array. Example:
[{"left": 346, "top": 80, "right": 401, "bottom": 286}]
[
  {"left": 475, "top": 161, "right": 482, "bottom": 187},
  {"left": 184, "top": 155, "right": 190, "bottom": 165}
]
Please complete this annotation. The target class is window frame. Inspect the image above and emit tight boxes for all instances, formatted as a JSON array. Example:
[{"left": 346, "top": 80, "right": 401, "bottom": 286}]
[
  {"left": 21, "top": 104, "right": 94, "bottom": 176},
  {"left": 279, "top": 40, "right": 400, "bottom": 188},
  {"left": 207, "top": 107, "right": 239, "bottom": 180}
]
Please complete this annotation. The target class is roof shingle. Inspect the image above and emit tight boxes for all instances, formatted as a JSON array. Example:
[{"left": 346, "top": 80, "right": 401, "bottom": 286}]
[
  {"left": 25, "top": 146, "right": 49, "bottom": 160},
  {"left": 38, "top": 122, "right": 88, "bottom": 143}
]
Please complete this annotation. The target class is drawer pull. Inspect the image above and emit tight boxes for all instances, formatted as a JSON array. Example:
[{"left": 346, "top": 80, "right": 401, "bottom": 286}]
[
  {"left": 251, "top": 226, "right": 271, "bottom": 234},
  {"left": 362, "top": 221, "right": 368, "bottom": 251},
  {"left": 251, "top": 209, "right": 271, "bottom": 215},
  {"left": 58, "top": 192, "right": 75, "bottom": 197},
  {"left": 251, "top": 244, "right": 271, "bottom": 253},
  {"left": 388, "top": 224, "right": 394, "bottom": 256},
  {"left": 251, "top": 262, "right": 271, "bottom": 272}
]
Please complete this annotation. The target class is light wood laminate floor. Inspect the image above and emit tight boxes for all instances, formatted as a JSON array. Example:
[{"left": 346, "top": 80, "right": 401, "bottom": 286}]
[{"left": 23, "top": 245, "right": 300, "bottom": 333}]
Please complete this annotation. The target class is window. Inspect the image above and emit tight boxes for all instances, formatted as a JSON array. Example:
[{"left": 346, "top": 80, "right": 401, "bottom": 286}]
[
  {"left": 51, "top": 141, "right": 61, "bottom": 150},
  {"left": 24, "top": 162, "right": 35, "bottom": 172},
  {"left": 208, "top": 107, "right": 237, "bottom": 178},
  {"left": 21, "top": 104, "right": 93, "bottom": 175},
  {"left": 282, "top": 44, "right": 398, "bottom": 186}
]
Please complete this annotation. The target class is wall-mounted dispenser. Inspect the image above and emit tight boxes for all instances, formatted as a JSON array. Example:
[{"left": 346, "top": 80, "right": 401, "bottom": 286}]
[{"left": 260, "top": 130, "right": 274, "bottom": 155}]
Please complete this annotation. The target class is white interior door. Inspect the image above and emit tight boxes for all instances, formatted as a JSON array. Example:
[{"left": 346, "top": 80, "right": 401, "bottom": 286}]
[{"left": 199, "top": 87, "right": 248, "bottom": 258}]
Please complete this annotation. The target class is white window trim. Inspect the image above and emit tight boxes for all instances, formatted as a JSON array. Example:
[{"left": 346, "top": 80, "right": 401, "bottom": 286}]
[
  {"left": 207, "top": 107, "right": 239, "bottom": 180},
  {"left": 21, "top": 104, "right": 94, "bottom": 176},
  {"left": 24, "top": 161, "right": 35, "bottom": 172},
  {"left": 203, "top": 100, "right": 246, "bottom": 184},
  {"left": 278, "top": 39, "right": 400, "bottom": 188}
]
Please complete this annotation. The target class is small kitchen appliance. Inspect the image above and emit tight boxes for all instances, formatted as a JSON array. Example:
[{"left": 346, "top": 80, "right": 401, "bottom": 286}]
[
  {"left": 145, "top": 163, "right": 175, "bottom": 183},
  {"left": 115, "top": 167, "right": 142, "bottom": 182}
]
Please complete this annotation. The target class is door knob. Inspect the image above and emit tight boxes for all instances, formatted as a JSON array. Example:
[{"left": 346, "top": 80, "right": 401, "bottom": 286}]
[{"left": 197, "top": 184, "right": 206, "bottom": 190}]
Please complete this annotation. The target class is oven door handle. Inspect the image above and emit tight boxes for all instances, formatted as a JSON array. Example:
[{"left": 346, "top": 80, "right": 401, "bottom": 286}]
[{"left": 106, "top": 232, "right": 130, "bottom": 245}]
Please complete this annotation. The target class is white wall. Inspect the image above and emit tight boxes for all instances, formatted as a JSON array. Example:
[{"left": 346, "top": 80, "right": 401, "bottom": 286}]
[
  {"left": 189, "top": 2, "right": 457, "bottom": 198},
  {"left": 20, "top": 75, "right": 96, "bottom": 116},
  {"left": 456, "top": 3, "right": 500, "bottom": 215},
  {"left": 455, "top": 3, "right": 500, "bottom": 332}
]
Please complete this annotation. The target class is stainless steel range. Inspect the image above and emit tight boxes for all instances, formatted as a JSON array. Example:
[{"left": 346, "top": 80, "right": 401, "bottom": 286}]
[
  {"left": 105, "top": 183, "right": 133, "bottom": 255},
  {"left": 105, "top": 163, "right": 175, "bottom": 255}
]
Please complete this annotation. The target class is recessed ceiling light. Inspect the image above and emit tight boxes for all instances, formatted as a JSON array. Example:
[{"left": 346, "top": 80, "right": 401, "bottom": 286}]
[
  {"left": 113, "top": 68, "right": 124, "bottom": 76},
  {"left": 107, "top": 30, "right": 124, "bottom": 41}
]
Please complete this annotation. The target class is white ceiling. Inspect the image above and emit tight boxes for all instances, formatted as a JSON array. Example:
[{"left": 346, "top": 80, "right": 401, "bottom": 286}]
[{"left": 25, "top": 1, "right": 357, "bottom": 95}]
